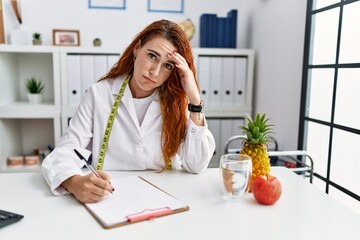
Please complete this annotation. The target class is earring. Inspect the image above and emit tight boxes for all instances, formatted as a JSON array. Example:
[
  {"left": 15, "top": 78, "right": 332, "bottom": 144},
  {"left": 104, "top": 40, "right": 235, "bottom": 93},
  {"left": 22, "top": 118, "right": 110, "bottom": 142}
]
[{"left": 134, "top": 54, "right": 137, "bottom": 60}]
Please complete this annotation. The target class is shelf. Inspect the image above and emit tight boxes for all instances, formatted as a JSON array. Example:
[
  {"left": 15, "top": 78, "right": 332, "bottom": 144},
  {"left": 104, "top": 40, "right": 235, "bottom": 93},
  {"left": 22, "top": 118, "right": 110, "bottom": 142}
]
[
  {"left": 0, "top": 165, "right": 41, "bottom": 173},
  {"left": 0, "top": 44, "right": 58, "bottom": 53},
  {"left": 0, "top": 103, "right": 60, "bottom": 118},
  {"left": 205, "top": 106, "right": 252, "bottom": 118}
]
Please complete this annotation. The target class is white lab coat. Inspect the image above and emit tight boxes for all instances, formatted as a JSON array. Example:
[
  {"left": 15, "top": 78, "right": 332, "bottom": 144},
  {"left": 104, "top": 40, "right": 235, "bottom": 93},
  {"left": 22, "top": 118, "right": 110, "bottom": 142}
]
[{"left": 42, "top": 76, "right": 216, "bottom": 195}]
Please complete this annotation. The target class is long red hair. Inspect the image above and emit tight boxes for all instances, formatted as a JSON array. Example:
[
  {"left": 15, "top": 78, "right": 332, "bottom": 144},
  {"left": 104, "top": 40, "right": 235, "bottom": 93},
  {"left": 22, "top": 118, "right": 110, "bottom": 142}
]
[{"left": 100, "top": 19, "right": 199, "bottom": 168}]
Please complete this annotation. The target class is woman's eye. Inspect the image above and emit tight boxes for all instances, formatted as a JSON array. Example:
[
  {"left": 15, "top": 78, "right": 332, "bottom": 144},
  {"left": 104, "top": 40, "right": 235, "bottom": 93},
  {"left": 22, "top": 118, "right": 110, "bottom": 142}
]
[
  {"left": 164, "top": 63, "right": 174, "bottom": 70},
  {"left": 148, "top": 53, "right": 156, "bottom": 60}
]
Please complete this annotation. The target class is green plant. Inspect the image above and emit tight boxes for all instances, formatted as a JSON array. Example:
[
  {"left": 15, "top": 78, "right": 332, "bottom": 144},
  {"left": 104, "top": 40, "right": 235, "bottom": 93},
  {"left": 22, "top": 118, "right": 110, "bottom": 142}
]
[
  {"left": 32, "top": 32, "right": 41, "bottom": 40},
  {"left": 25, "top": 77, "right": 44, "bottom": 94}
]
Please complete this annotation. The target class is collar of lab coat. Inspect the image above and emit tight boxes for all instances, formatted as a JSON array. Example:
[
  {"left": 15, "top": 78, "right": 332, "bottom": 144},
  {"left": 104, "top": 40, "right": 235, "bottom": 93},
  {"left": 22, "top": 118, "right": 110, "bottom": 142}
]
[{"left": 111, "top": 76, "right": 161, "bottom": 130}]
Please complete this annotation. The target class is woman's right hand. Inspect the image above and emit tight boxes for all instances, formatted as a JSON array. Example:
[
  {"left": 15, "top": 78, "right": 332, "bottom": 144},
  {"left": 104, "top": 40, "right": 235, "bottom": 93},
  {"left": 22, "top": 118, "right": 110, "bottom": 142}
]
[{"left": 61, "top": 171, "right": 114, "bottom": 203}]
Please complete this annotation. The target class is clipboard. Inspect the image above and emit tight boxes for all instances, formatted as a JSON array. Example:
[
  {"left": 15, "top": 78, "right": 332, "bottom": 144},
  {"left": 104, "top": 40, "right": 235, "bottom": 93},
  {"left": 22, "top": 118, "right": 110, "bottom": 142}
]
[{"left": 84, "top": 175, "right": 189, "bottom": 229}]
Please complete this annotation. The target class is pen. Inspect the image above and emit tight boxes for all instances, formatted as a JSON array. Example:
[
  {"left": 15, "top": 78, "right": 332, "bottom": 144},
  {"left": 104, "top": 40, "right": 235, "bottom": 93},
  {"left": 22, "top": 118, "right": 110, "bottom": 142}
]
[{"left": 73, "top": 149, "right": 113, "bottom": 194}]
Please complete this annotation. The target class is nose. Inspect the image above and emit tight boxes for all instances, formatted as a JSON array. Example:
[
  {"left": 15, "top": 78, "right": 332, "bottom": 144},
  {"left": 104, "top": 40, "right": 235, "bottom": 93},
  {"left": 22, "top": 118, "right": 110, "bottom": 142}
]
[{"left": 150, "top": 63, "right": 161, "bottom": 77}]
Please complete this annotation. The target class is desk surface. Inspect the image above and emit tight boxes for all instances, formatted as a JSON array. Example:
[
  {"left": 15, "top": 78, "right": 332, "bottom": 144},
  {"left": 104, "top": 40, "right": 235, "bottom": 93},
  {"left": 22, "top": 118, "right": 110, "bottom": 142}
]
[{"left": 0, "top": 167, "right": 359, "bottom": 240}]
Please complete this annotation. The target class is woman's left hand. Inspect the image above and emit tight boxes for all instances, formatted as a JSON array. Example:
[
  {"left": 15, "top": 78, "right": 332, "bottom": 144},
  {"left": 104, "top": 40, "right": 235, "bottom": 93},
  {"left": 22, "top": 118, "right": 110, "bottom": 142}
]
[{"left": 169, "top": 52, "right": 201, "bottom": 105}]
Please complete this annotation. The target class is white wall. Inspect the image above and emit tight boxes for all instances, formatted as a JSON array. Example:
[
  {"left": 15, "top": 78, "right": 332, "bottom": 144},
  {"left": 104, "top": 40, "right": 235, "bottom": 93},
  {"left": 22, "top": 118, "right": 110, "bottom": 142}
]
[
  {"left": 3, "top": 0, "right": 250, "bottom": 49},
  {"left": 2, "top": 0, "right": 308, "bottom": 150},
  {"left": 250, "top": 0, "right": 307, "bottom": 150}
]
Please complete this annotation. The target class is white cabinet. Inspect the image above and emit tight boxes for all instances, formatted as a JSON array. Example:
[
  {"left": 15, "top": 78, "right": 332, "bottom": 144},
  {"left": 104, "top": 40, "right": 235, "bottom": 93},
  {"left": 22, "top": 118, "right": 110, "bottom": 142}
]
[
  {"left": 193, "top": 48, "right": 254, "bottom": 167},
  {"left": 0, "top": 45, "right": 61, "bottom": 172},
  {"left": 0, "top": 46, "right": 253, "bottom": 172}
]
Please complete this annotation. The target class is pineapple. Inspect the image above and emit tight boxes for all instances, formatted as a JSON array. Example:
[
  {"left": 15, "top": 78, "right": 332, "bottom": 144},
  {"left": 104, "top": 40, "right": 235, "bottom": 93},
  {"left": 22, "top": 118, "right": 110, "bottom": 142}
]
[{"left": 240, "top": 113, "right": 274, "bottom": 192}]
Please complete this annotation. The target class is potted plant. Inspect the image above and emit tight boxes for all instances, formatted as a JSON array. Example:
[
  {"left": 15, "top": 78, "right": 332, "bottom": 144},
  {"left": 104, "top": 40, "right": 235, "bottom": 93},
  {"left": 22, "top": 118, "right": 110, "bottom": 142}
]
[
  {"left": 93, "top": 38, "right": 101, "bottom": 47},
  {"left": 25, "top": 77, "right": 44, "bottom": 104},
  {"left": 32, "top": 32, "right": 42, "bottom": 45}
]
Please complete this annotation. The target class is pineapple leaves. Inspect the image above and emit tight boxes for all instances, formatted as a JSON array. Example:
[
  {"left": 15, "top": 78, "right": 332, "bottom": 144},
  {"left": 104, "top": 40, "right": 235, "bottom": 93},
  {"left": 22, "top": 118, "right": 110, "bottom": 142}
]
[{"left": 239, "top": 112, "right": 275, "bottom": 145}]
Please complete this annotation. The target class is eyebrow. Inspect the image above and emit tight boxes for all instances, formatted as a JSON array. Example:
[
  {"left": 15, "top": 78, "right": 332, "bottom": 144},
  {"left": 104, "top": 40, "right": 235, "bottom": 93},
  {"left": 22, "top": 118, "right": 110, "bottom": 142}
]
[{"left": 148, "top": 49, "right": 176, "bottom": 65}]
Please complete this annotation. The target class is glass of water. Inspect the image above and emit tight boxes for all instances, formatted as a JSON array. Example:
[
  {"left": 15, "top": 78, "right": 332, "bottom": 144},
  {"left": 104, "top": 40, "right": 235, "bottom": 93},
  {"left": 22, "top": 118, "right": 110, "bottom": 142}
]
[{"left": 220, "top": 154, "right": 252, "bottom": 200}]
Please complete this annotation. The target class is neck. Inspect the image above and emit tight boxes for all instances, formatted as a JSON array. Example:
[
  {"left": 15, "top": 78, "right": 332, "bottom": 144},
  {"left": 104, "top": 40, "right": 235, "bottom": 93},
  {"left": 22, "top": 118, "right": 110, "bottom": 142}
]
[{"left": 129, "top": 77, "right": 155, "bottom": 99}]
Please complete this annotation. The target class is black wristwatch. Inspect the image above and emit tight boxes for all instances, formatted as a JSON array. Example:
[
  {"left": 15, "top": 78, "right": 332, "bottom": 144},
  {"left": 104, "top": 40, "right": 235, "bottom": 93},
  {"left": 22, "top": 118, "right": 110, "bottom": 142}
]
[{"left": 188, "top": 100, "right": 203, "bottom": 112}]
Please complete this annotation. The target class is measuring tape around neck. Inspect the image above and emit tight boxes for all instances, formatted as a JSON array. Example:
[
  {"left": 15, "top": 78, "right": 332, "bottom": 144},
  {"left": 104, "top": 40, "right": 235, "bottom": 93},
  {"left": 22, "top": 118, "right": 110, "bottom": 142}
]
[{"left": 96, "top": 75, "right": 131, "bottom": 170}]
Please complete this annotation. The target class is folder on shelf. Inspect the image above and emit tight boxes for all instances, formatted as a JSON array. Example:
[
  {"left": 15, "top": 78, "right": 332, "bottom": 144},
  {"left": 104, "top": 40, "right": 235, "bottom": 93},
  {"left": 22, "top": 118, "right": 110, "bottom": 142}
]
[
  {"left": 84, "top": 175, "right": 189, "bottom": 229},
  {"left": 198, "top": 56, "right": 211, "bottom": 105},
  {"left": 209, "top": 57, "right": 222, "bottom": 107},
  {"left": 67, "top": 55, "right": 82, "bottom": 106},
  {"left": 107, "top": 55, "right": 120, "bottom": 71},
  {"left": 94, "top": 55, "right": 107, "bottom": 81},
  {"left": 80, "top": 55, "right": 95, "bottom": 97},
  {"left": 234, "top": 57, "right": 247, "bottom": 106},
  {"left": 221, "top": 57, "right": 235, "bottom": 106}
]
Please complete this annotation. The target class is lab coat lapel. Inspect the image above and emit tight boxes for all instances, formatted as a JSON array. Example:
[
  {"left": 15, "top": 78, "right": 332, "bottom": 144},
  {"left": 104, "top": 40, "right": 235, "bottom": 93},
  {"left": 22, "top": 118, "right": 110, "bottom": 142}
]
[{"left": 111, "top": 77, "right": 140, "bottom": 130}]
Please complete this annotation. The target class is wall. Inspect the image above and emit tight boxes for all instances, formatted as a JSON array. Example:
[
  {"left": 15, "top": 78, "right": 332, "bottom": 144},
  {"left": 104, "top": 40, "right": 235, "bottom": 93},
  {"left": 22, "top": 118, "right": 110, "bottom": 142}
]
[
  {"left": 2, "top": 0, "right": 308, "bottom": 151},
  {"left": 3, "top": 0, "right": 250, "bottom": 49},
  {"left": 249, "top": 0, "right": 307, "bottom": 150}
]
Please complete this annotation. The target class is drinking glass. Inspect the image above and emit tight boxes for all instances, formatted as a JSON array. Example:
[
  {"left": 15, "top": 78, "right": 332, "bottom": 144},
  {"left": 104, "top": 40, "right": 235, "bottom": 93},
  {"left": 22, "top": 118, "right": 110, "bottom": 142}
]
[{"left": 220, "top": 154, "right": 252, "bottom": 199}]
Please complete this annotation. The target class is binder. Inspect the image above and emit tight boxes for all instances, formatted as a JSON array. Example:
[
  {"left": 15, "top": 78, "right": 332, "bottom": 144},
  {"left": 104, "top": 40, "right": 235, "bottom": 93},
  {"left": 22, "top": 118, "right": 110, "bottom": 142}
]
[
  {"left": 209, "top": 57, "right": 222, "bottom": 107},
  {"left": 217, "top": 17, "right": 226, "bottom": 48},
  {"left": 80, "top": 55, "right": 95, "bottom": 96},
  {"left": 94, "top": 55, "right": 107, "bottom": 81},
  {"left": 84, "top": 175, "right": 189, "bottom": 229},
  {"left": 221, "top": 57, "right": 235, "bottom": 106},
  {"left": 107, "top": 54, "right": 120, "bottom": 71},
  {"left": 227, "top": 9, "right": 237, "bottom": 48},
  {"left": 197, "top": 56, "right": 211, "bottom": 105},
  {"left": 234, "top": 57, "right": 247, "bottom": 106},
  {"left": 67, "top": 55, "right": 82, "bottom": 106}
]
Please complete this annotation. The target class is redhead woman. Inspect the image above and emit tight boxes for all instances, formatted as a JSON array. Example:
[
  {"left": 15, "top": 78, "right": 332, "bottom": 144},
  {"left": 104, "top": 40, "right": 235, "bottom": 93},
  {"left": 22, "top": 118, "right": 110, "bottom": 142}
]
[{"left": 42, "top": 19, "right": 215, "bottom": 203}]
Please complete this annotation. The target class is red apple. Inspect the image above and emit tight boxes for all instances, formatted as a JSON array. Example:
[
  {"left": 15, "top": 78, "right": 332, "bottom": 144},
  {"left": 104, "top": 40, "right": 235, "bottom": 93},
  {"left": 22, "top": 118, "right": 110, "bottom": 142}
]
[{"left": 252, "top": 175, "right": 282, "bottom": 205}]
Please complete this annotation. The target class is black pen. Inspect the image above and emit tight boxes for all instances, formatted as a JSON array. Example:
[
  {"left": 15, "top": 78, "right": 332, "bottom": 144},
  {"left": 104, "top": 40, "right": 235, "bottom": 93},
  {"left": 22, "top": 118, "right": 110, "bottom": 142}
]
[{"left": 74, "top": 149, "right": 113, "bottom": 194}]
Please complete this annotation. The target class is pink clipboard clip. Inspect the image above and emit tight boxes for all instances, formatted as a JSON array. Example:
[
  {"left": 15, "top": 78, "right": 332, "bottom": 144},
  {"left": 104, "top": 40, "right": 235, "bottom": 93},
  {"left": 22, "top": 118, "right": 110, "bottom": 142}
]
[{"left": 126, "top": 207, "right": 172, "bottom": 223}]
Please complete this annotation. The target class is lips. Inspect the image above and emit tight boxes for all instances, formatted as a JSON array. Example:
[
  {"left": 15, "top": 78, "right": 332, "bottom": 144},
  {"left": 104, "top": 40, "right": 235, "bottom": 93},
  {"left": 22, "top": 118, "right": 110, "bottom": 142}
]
[{"left": 144, "top": 76, "right": 156, "bottom": 84}]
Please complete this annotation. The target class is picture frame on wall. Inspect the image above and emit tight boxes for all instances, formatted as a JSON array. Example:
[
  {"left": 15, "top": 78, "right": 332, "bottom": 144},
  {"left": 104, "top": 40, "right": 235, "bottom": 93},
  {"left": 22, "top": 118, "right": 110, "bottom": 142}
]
[
  {"left": 53, "top": 29, "right": 80, "bottom": 46},
  {"left": 148, "top": 0, "right": 184, "bottom": 13},
  {"left": 89, "top": 0, "right": 126, "bottom": 10}
]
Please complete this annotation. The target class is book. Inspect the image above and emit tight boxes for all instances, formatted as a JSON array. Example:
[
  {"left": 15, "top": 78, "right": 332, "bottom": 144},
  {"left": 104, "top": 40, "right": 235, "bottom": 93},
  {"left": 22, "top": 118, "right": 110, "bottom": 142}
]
[
  {"left": 84, "top": 175, "right": 189, "bottom": 229},
  {"left": 227, "top": 9, "right": 238, "bottom": 48}
]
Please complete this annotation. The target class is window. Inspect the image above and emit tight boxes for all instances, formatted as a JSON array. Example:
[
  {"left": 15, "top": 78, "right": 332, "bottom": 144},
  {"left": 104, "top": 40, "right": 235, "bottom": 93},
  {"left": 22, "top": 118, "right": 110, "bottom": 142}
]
[{"left": 299, "top": 0, "right": 360, "bottom": 214}]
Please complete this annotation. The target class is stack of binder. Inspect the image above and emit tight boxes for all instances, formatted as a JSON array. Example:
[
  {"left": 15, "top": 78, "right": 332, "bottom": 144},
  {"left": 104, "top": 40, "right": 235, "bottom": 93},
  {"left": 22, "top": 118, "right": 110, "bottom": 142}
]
[{"left": 200, "top": 9, "right": 237, "bottom": 48}]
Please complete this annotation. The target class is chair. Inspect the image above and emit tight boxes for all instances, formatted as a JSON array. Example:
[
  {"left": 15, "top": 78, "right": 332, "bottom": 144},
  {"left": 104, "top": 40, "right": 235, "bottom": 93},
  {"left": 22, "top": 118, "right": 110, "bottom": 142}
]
[{"left": 223, "top": 135, "right": 314, "bottom": 183}]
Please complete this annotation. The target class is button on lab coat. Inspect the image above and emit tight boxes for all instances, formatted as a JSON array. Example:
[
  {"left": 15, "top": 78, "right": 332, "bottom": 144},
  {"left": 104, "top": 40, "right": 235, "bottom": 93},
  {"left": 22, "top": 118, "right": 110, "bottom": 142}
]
[{"left": 42, "top": 76, "right": 216, "bottom": 195}]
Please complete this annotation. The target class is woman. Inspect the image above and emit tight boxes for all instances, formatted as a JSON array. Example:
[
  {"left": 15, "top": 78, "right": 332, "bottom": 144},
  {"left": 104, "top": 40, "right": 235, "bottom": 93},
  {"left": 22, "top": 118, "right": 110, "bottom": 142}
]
[{"left": 42, "top": 19, "right": 215, "bottom": 203}]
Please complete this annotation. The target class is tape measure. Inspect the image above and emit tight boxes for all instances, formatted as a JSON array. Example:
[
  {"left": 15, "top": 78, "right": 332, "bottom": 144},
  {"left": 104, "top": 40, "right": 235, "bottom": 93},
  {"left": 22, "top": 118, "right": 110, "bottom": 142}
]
[{"left": 96, "top": 75, "right": 131, "bottom": 170}]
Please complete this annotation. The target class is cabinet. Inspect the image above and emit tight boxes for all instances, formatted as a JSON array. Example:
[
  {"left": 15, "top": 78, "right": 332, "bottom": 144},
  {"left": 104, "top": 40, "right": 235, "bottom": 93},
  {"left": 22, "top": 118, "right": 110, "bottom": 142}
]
[
  {"left": 0, "top": 46, "right": 253, "bottom": 172},
  {"left": 0, "top": 45, "right": 61, "bottom": 172},
  {"left": 193, "top": 48, "right": 254, "bottom": 167}
]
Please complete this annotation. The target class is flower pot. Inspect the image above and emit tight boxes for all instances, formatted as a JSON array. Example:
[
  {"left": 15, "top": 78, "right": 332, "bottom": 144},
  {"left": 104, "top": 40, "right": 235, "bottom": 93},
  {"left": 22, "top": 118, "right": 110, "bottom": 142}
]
[
  {"left": 32, "top": 39, "right": 42, "bottom": 45},
  {"left": 27, "top": 93, "right": 43, "bottom": 104},
  {"left": 93, "top": 38, "right": 101, "bottom": 47}
]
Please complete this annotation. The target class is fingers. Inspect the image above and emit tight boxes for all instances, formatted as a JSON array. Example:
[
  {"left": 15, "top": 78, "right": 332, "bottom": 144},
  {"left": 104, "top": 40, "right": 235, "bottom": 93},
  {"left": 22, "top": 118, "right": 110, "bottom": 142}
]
[
  {"left": 96, "top": 171, "right": 115, "bottom": 193},
  {"left": 169, "top": 52, "right": 187, "bottom": 69},
  {"left": 66, "top": 173, "right": 114, "bottom": 203}
]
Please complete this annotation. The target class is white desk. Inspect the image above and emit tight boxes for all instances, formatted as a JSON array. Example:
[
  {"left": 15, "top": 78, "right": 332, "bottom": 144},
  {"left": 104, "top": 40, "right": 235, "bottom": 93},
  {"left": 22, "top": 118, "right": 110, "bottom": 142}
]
[{"left": 0, "top": 167, "right": 359, "bottom": 240}]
